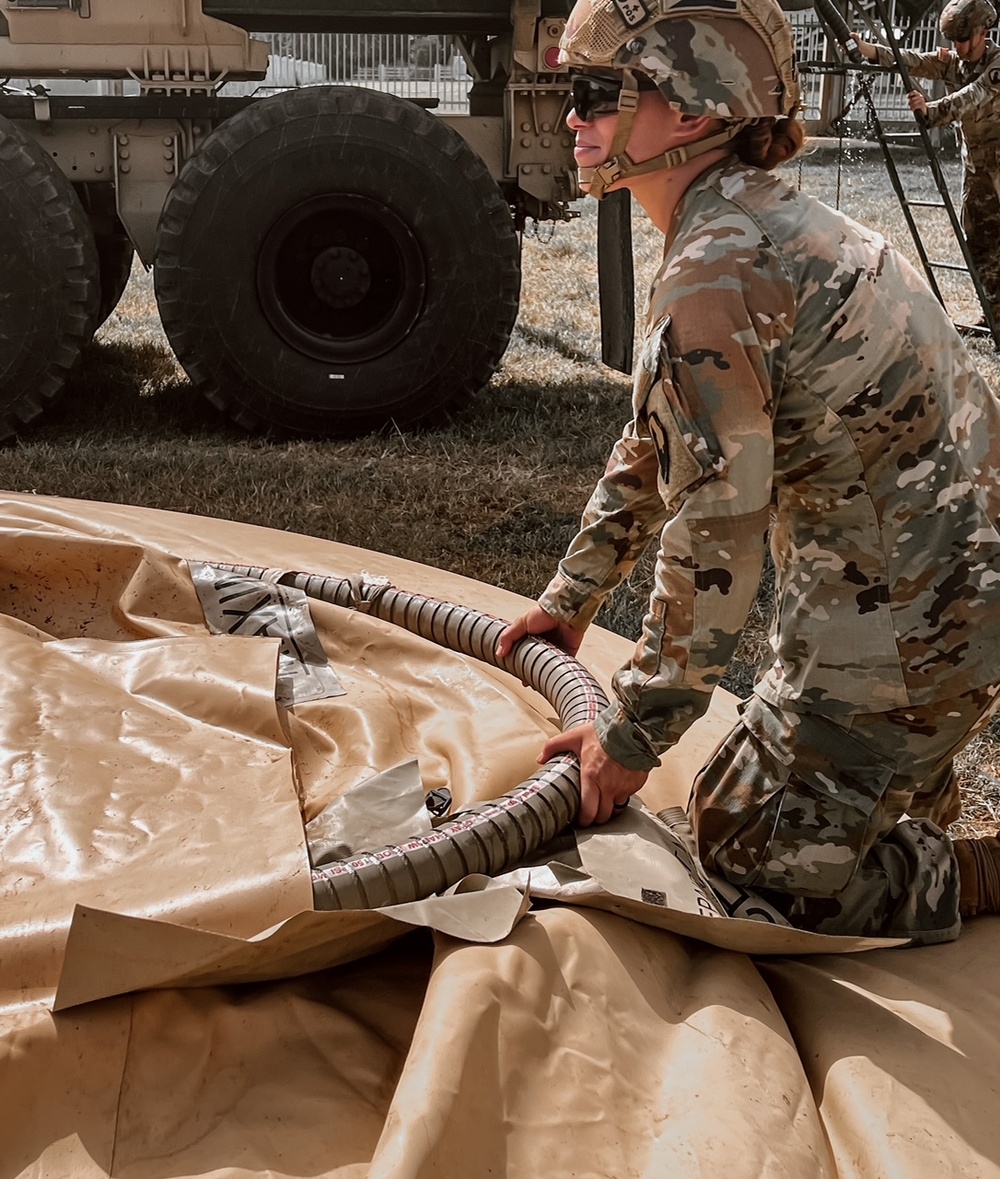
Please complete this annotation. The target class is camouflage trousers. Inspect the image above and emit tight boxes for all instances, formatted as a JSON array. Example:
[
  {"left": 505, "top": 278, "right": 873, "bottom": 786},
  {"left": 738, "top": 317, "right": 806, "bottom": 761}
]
[
  {"left": 689, "top": 686, "right": 1000, "bottom": 945},
  {"left": 962, "top": 165, "right": 1000, "bottom": 308}
]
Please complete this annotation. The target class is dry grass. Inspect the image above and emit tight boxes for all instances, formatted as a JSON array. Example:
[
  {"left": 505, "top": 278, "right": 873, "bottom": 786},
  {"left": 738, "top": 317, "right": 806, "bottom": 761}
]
[{"left": 2, "top": 144, "right": 998, "bottom": 835}]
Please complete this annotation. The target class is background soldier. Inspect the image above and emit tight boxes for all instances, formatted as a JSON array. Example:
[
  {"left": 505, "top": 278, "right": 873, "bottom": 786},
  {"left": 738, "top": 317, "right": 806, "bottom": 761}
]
[
  {"left": 855, "top": 0, "right": 1000, "bottom": 324},
  {"left": 498, "top": 0, "right": 1000, "bottom": 945}
]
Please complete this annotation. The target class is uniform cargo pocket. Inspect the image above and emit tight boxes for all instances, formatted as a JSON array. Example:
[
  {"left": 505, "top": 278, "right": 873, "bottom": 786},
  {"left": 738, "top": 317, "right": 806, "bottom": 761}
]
[{"left": 691, "top": 697, "right": 895, "bottom": 898}]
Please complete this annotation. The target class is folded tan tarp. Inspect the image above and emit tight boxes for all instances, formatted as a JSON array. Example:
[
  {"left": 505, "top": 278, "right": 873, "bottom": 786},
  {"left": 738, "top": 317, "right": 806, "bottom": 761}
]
[{"left": 1, "top": 492, "right": 998, "bottom": 1179}]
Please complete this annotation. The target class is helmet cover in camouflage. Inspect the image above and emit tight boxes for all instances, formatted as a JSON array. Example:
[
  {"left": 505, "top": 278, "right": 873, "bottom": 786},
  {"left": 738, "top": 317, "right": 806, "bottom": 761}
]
[
  {"left": 939, "top": 0, "right": 997, "bottom": 39},
  {"left": 559, "top": 0, "right": 799, "bottom": 120}
]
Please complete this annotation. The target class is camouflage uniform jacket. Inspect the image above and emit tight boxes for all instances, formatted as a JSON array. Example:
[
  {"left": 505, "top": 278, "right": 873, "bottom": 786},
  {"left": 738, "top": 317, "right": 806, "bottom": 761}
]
[
  {"left": 539, "top": 158, "right": 1000, "bottom": 771},
  {"left": 875, "top": 40, "right": 1000, "bottom": 171}
]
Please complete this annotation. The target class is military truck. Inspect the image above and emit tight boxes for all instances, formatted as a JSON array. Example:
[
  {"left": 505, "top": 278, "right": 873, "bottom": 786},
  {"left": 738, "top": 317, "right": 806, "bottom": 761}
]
[{"left": 0, "top": 0, "right": 622, "bottom": 439}]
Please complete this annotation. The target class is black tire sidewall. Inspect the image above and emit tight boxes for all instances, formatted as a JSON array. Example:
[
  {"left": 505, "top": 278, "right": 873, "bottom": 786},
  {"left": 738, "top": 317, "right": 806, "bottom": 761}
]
[
  {"left": 0, "top": 114, "right": 99, "bottom": 433},
  {"left": 93, "top": 225, "right": 134, "bottom": 329},
  {"left": 155, "top": 88, "right": 520, "bottom": 435}
]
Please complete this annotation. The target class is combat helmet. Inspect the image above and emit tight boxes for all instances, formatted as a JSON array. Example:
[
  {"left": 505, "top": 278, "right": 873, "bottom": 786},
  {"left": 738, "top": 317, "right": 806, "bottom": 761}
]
[
  {"left": 559, "top": 0, "right": 799, "bottom": 198},
  {"left": 939, "top": 0, "right": 997, "bottom": 40}
]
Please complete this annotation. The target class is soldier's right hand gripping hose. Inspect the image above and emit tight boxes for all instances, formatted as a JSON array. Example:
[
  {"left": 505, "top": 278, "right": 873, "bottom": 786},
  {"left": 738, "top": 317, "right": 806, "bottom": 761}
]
[{"left": 496, "top": 606, "right": 648, "bottom": 824}]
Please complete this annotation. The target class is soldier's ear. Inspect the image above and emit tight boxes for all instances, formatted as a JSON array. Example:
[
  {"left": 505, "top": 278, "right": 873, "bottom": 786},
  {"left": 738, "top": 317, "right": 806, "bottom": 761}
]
[{"left": 676, "top": 113, "right": 721, "bottom": 142}]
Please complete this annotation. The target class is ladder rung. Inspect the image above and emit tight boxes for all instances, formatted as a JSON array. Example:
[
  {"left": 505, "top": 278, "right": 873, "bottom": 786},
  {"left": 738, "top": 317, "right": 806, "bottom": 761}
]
[
  {"left": 928, "top": 260, "right": 970, "bottom": 272},
  {"left": 907, "top": 200, "right": 947, "bottom": 209}
]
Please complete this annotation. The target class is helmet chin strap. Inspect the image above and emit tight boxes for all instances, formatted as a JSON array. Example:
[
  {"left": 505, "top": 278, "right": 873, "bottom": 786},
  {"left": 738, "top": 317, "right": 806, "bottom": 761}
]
[{"left": 579, "top": 69, "right": 748, "bottom": 200}]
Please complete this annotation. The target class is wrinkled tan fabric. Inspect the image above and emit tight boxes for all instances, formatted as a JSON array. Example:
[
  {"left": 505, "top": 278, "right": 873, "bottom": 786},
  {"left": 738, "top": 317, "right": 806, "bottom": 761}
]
[
  {"left": 0, "top": 627, "right": 308, "bottom": 1009},
  {"left": 372, "top": 907, "right": 839, "bottom": 1179},
  {"left": 758, "top": 919, "right": 1000, "bottom": 1178},
  {"left": 1, "top": 492, "right": 998, "bottom": 1179}
]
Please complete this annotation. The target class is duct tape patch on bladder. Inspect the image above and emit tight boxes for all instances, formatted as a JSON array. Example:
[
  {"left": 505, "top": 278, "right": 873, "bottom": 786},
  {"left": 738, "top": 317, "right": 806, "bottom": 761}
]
[{"left": 188, "top": 560, "right": 345, "bottom": 706}]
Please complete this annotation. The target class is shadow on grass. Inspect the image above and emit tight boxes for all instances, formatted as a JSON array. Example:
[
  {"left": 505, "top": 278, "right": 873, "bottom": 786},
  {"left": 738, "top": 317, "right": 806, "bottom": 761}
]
[
  {"left": 511, "top": 322, "right": 601, "bottom": 367},
  {"left": 449, "top": 371, "right": 631, "bottom": 458},
  {"left": 11, "top": 331, "right": 631, "bottom": 462},
  {"left": 22, "top": 339, "right": 242, "bottom": 444},
  {"left": 466, "top": 502, "right": 580, "bottom": 559}
]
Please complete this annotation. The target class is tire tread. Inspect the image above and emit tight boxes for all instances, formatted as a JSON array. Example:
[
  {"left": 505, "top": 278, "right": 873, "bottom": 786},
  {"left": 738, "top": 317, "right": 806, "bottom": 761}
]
[{"left": 155, "top": 86, "right": 520, "bottom": 436}]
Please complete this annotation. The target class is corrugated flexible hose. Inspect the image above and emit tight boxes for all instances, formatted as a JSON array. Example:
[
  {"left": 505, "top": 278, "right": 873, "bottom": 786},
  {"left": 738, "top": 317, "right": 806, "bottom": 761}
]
[
  {"left": 213, "top": 565, "right": 608, "bottom": 911},
  {"left": 811, "top": 0, "right": 865, "bottom": 62}
]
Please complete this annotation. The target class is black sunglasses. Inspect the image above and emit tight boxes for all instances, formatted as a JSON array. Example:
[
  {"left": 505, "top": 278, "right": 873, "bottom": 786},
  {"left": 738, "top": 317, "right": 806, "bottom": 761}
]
[{"left": 569, "top": 70, "right": 657, "bottom": 122}]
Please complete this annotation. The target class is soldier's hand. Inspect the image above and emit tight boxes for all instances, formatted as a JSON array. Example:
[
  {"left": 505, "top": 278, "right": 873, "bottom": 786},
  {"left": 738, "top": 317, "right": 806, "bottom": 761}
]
[
  {"left": 908, "top": 90, "right": 928, "bottom": 117},
  {"left": 539, "top": 721, "right": 648, "bottom": 826},
  {"left": 850, "top": 37, "right": 878, "bottom": 62},
  {"left": 496, "top": 604, "right": 585, "bottom": 659}
]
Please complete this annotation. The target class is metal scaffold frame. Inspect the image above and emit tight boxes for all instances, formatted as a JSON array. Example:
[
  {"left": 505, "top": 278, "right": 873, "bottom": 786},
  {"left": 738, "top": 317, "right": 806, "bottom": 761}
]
[{"left": 803, "top": 0, "right": 1000, "bottom": 347}]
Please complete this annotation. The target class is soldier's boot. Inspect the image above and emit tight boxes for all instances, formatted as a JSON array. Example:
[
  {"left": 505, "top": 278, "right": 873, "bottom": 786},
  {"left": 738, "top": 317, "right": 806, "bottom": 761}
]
[{"left": 953, "top": 835, "right": 1000, "bottom": 917}]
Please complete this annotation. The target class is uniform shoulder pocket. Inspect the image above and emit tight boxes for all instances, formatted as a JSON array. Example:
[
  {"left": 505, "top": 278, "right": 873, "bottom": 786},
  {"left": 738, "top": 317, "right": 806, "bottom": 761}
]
[
  {"left": 643, "top": 321, "right": 727, "bottom": 508},
  {"left": 647, "top": 402, "right": 706, "bottom": 507}
]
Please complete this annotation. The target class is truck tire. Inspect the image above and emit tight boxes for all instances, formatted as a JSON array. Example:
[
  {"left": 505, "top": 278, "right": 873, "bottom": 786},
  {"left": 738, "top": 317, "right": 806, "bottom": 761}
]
[
  {"left": 154, "top": 86, "right": 521, "bottom": 436},
  {"left": 0, "top": 114, "right": 99, "bottom": 440},
  {"left": 93, "top": 224, "right": 134, "bottom": 329},
  {"left": 76, "top": 184, "right": 135, "bottom": 329}
]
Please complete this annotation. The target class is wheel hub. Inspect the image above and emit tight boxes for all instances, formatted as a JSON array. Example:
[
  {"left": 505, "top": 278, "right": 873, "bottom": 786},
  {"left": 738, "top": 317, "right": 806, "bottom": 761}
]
[
  {"left": 256, "top": 193, "right": 426, "bottom": 365},
  {"left": 312, "top": 246, "right": 371, "bottom": 309}
]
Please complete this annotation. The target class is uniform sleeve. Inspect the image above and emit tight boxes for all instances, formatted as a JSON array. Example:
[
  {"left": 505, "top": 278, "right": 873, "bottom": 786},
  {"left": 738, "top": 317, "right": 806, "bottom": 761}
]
[
  {"left": 873, "top": 45, "right": 1000, "bottom": 127},
  {"left": 538, "top": 419, "right": 669, "bottom": 627},
  {"left": 595, "top": 223, "right": 795, "bottom": 771},
  {"left": 874, "top": 45, "right": 954, "bottom": 82},
  {"left": 927, "top": 60, "right": 1000, "bottom": 126}
]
